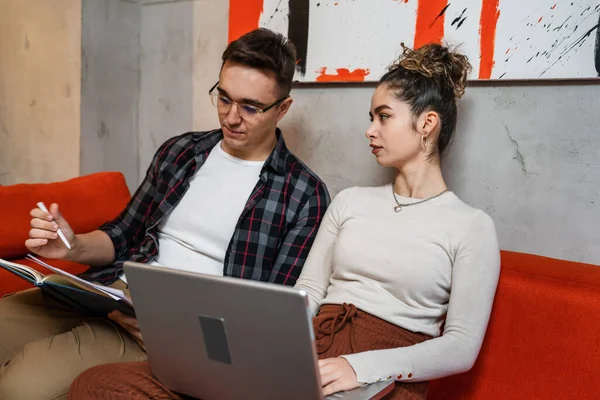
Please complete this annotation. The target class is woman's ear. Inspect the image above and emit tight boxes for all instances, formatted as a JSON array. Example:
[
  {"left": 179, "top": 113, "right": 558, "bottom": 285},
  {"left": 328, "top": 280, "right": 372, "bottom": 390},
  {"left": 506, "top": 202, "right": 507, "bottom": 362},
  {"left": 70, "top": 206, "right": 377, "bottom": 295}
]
[{"left": 418, "top": 110, "right": 440, "bottom": 139}]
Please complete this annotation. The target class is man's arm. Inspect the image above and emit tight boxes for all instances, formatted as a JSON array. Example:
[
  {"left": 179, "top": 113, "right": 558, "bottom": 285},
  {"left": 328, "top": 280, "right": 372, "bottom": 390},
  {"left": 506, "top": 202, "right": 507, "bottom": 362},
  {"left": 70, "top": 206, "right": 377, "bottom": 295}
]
[
  {"left": 267, "top": 182, "right": 330, "bottom": 286},
  {"left": 97, "top": 136, "right": 181, "bottom": 262},
  {"left": 66, "top": 230, "right": 116, "bottom": 266},
  {"left": 26, "top": 136, "right": 177, "bottom": 267},
  {"left": 27, "top": 204, "right": 116, "bottom": 265}
]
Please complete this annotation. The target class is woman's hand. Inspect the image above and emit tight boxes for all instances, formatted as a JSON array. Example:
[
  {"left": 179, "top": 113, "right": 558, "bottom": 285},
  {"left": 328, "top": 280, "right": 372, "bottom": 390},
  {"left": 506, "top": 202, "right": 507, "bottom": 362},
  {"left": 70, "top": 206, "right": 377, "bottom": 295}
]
[
  {"left": 108, "top": 310, "right": 145, "bottom": 351},
  {"left": 318, "top": 357, "right": 360, "bottom": 396}
]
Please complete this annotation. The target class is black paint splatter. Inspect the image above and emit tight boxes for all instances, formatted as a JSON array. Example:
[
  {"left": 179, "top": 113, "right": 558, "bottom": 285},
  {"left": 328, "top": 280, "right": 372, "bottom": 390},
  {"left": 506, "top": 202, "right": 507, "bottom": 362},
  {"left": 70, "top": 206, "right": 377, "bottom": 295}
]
[
  {"left": 581, "top": 6, "right": 591, "bottom": 16},
  {"left": 451, "top": 8, "right": 467, "bottom": 26},
  {"left": 553, "top": 15, "right": 572, "bottom": 32},
  {"left": 288, "top": 0, "right": 310, "bottom": 75},
  {"left": 541, "top": 22, "right": 600, "bottom": 76},
  {"left": 430, "top": 3, "right": 451, "bottom": 29},
  {"left": 563, "top": 24, "right": 599, "bottom": 56},
  {"left": 498, "top": 72, "right": 506, "bottom": 79},
  {"left": 265, "top": 0, "right": 284, "bottom": 25}
]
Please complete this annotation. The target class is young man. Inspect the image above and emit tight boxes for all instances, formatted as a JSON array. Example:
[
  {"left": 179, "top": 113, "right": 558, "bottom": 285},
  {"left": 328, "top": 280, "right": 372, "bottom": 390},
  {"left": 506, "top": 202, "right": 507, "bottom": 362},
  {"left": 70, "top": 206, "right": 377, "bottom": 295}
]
[{"left": 0, "top": 28, "right": 329, "bottom": 399}]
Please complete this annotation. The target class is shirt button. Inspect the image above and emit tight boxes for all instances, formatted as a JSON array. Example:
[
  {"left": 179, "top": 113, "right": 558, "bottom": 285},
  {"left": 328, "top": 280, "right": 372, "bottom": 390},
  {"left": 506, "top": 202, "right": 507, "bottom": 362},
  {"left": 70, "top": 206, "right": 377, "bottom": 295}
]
[
  {"left": 387, "top": 376, "right": 392, "bottom": 380},
  {"left": 397, "top": 374, "right": 402, "bottom": 379},
  {"left": 408, "top": 373, "right": 413, "bottom": 379}
]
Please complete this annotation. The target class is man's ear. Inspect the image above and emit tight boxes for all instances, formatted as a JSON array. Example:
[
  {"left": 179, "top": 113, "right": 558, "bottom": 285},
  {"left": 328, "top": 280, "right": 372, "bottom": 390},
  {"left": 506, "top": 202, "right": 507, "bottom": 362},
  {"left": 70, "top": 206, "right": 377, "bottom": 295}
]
[{"left": 276, "top": 97, "right": 294, "bottom": 122}]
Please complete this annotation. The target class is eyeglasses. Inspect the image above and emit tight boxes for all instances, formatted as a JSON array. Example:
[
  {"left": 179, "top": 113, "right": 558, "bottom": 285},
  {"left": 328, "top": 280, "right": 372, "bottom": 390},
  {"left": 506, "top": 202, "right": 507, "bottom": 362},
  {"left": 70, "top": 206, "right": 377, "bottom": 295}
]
[{"left": 208, "top": 81, "right": 288, "bottom": 119}]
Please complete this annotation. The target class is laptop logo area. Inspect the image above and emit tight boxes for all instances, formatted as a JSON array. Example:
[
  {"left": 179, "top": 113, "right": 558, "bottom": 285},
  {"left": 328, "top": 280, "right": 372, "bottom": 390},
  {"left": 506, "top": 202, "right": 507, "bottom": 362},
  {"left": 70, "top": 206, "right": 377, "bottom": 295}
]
[{"left": 198, "top": 314, "right": 232, "bottom": 364}]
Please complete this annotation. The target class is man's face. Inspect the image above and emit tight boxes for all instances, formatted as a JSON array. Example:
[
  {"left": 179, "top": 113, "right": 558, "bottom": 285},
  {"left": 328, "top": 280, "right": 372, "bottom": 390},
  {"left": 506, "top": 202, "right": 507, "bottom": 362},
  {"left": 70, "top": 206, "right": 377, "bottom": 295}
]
[{"left": 215, "top": 61, "right": 292, "bottom": 160}]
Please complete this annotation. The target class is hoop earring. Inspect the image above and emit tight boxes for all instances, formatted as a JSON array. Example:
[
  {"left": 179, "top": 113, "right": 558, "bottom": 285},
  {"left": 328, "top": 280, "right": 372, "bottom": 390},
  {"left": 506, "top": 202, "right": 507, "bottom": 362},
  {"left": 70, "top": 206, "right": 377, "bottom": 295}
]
[{"left": 421, "top": 135, "right": 428, "bottom": 152}]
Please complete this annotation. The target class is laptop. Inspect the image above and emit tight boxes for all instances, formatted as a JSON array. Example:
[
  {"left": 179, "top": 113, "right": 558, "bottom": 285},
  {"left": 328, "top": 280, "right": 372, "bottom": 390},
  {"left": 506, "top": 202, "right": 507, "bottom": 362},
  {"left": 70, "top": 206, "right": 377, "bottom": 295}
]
[{"left": 123, "top": 262, "right": 394, "bottom": 400}]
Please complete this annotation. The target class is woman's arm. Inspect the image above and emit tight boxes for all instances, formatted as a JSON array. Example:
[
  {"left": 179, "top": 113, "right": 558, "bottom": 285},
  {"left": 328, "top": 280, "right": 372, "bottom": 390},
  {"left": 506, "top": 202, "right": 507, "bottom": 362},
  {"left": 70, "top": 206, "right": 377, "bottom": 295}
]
[
  {"left": 342, "top": 211, "right": 501, "bottom": 384},
  {"left": 295, "top": 188, "right": 352, "bottom": 314}
]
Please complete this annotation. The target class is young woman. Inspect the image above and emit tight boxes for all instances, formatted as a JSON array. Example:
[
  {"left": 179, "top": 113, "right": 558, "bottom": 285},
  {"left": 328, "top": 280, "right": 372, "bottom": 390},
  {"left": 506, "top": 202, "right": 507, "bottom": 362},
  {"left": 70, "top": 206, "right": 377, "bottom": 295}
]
[
  {"left": 68, "top": 43, "right": 499, "bottom": 400},
  {"left": 299, "top": 43, "right": 500, "bottom": 399}
]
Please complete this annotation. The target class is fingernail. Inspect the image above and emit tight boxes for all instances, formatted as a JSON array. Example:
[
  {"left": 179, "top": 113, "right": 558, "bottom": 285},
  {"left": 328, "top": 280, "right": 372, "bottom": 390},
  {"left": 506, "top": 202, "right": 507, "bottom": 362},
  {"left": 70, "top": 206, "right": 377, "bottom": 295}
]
[
  {"left": 53, "top": 233, "right": 58, "bottom": 239},
  {"left": 47, "top": 215, "right": 53, "bottom": 221},
  {"left": 42, "top": 239, "right": 48, "bottom": 244}
]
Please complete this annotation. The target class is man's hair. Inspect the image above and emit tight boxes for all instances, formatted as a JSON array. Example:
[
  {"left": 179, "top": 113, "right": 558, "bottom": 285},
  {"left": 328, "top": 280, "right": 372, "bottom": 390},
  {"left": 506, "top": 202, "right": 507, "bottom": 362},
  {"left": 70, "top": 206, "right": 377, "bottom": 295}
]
[{"left": 222, "top": 28, "right": 297, "bottom": 96}]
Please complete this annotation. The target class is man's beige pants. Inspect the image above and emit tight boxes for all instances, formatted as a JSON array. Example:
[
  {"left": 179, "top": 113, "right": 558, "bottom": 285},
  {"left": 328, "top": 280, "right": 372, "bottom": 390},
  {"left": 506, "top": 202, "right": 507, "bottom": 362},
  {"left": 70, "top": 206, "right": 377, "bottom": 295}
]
[{"left": 0, "top": 282, "right": 146, "bottom": 400}]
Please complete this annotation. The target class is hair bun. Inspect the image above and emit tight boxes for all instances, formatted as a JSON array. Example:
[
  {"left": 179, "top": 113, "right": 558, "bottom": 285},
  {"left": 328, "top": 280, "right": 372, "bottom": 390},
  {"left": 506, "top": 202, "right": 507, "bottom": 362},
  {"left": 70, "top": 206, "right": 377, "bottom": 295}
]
[{"left": 391, "top": 43, "right": 472, "bottom": 100}]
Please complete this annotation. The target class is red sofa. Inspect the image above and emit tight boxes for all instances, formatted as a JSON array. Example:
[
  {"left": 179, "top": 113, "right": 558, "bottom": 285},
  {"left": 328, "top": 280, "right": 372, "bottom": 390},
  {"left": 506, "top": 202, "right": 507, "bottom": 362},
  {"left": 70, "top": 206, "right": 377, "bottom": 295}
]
[
  {"left": 0, "top": 172, "right": 131, "bottom": 297},
  {"left": 429, "top": 251, "right": 600, "bottom": 399},
  {"left": 1, "top": 173, "right": 599, "bottom": 398}
]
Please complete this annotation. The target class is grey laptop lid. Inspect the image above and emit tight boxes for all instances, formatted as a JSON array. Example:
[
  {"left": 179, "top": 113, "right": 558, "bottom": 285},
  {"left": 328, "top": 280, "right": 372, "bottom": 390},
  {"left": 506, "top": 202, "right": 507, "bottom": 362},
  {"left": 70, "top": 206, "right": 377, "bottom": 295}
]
[{"left": 124, "top": 262, "right": 394, "bottom": 400}]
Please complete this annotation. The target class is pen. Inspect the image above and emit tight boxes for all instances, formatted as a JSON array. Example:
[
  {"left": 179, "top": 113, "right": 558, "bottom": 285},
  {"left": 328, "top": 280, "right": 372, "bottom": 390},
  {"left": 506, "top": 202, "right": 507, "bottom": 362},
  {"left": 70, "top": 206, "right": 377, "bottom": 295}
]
[{"left": 36, "top": 202, "right": 72, "bottom": 250}]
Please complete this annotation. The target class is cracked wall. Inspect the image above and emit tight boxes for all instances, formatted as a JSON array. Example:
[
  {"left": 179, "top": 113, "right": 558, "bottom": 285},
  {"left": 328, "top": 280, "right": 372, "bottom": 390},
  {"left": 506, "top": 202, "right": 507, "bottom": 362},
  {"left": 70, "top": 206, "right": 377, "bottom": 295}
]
[
  {"left": 136, "top": 1, "right": 599, "bottom": 265},
  {"left": 4, "top": 0, "right": 595, "bottom": 265}
]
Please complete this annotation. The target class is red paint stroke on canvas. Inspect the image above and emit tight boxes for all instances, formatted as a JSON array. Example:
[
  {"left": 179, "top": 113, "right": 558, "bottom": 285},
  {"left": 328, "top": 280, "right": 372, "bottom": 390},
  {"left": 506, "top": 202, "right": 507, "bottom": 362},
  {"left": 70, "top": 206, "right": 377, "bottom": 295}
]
[
  {"left": 538, "top": 16, "right": 543, "bottom": 23},
  {"left": 479, "top": 0, "right": 500, "bottom": 79},
  {"left": 316, "top": 68, "right": 370, "bottom": 82},
  {"left": 551, "top": 4, "right": 557, "bottom": 10},
  {"left": 228, "top": 0, "right": 263, "bottom": 43},
  {"left": 414, "top": 0, "right": 448, "bottom": 48}
]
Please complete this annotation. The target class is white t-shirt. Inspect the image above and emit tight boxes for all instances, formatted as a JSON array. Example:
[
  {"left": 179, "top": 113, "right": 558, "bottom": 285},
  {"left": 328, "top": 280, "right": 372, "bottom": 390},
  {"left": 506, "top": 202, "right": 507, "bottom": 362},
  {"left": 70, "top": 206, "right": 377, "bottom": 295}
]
[
  {"left": 149, "top": 141, "right": 265, "bottom": 275},
  {"left": 295, "top": 184, "right": 500, "bottom": 384}
]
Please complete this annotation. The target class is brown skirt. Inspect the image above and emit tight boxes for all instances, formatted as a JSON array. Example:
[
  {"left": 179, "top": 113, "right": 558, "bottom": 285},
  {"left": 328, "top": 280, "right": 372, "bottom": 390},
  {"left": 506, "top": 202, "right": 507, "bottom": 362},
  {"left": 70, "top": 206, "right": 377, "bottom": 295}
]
[
  {"left": 315, "top": 304, "right": 432, "bottom": 400},
  {"left": 69, "top": 304, "right": 432, "bottom": 400}
]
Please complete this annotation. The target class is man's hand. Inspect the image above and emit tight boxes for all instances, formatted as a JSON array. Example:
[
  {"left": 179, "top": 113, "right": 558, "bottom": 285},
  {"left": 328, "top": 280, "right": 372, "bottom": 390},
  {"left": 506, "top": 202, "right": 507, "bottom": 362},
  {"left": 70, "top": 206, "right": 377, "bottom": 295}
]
[
  {"left": 108, "top": 310, "right": 145, "bottom": 351},
  {"left": 318, "top": 357, "right": 360, "bottom": 396},
  {"left": 26, "top": 203, "right": 76, "bottom": 259}
]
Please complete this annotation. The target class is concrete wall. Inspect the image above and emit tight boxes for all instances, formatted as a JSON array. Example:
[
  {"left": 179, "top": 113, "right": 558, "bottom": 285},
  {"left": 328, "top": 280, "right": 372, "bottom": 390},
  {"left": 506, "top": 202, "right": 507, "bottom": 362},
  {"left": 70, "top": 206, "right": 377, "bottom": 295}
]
[
  {"left": 135, "top": 0, "right": 600, "bottom": 265},
  {"left": 80, "top": 0, "right": 141, "bottom": 190},
  {"left": 5, "top": 1, "right": 594, "bottom": 264},
  {"left": 0, "top": 0, "right": 81, "bottom": 185},
  {"left": 137, "top": 0, "right": 196, "bottom": 174},
  {"left": 281, "top": 83, "right": 600, "bottom": 265},
  {"left": 136, "top": 0, "right": 227, "bottom": 172}
]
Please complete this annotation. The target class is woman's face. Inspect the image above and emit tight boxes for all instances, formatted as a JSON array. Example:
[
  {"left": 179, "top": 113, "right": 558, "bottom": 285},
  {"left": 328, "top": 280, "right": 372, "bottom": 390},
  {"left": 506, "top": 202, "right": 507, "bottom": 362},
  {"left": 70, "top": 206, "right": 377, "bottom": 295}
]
[{"left": 365, "top": 85, "right": 424, "bottom": 168}]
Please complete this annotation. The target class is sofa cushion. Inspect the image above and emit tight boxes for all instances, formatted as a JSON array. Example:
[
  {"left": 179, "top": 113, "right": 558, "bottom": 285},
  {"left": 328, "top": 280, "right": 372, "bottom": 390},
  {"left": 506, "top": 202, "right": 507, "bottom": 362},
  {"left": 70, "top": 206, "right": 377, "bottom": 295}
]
[
  {"left": 428, "top": 251, "right": 600, "bottom": 399},
  {"left": 0, "top": 172, "right": 130, "bottom": 259}
]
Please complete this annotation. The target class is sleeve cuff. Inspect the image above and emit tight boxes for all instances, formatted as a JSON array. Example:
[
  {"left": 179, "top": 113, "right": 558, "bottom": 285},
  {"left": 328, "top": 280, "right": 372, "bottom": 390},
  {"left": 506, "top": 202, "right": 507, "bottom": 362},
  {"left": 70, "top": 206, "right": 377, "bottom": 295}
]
[
  {"left": 341, "top": 350, "right": 415, "bottom": 384},
  {"left": 98, "top": 224, "right": 126, "bottom": 260}
]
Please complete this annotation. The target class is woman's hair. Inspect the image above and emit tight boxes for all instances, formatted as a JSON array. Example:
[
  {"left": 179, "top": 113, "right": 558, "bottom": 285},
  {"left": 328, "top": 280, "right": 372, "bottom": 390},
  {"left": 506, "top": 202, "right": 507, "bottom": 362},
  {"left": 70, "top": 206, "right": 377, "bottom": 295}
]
[{"left": 378, "top": 43, "right": 472, "bottom": 158}]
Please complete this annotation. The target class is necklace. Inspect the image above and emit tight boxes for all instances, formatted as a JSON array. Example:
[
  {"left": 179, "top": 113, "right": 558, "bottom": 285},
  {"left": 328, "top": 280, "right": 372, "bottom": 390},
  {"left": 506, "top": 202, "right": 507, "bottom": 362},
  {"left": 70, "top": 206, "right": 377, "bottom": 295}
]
[{"left": 392, "top": 183, "right": 449, "bottom": 213}]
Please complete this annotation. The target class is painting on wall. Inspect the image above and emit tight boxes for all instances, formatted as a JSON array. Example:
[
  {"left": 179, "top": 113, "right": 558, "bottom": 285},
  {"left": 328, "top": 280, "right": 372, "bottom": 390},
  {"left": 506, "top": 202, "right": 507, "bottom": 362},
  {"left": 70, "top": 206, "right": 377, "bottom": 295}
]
[{"left": 229, "top": 0, "right": 600, "bottom": 82}]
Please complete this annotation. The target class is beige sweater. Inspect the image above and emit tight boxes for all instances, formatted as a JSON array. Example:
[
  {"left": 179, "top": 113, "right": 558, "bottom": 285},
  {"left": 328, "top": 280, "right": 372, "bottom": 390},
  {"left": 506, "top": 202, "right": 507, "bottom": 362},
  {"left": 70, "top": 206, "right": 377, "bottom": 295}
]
[{"left": 295, "top": 184, "right": 500, "bottom": 384}]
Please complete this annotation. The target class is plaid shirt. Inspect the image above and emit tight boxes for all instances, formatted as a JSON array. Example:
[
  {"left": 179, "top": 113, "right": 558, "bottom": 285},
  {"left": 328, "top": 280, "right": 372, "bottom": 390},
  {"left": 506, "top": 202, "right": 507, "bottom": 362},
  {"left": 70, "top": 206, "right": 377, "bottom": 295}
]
[{"left": 82, "top": 129, "right": 330, "bottom": 287}]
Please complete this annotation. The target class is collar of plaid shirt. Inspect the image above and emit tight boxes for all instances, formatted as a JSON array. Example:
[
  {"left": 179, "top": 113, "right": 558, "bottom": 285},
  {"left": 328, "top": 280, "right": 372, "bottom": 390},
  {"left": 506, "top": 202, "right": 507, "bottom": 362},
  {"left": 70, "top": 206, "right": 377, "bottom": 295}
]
[{"left": 87, "top": 128, "right": 330, "bottom": 286}]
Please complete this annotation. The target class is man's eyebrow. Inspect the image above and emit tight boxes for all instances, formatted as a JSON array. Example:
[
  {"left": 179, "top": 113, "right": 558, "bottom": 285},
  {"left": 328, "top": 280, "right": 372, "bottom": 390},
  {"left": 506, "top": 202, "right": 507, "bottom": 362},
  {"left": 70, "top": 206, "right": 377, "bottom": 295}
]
[{"left": 216, "top": 87, "right": 267, "bottom": 108}]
